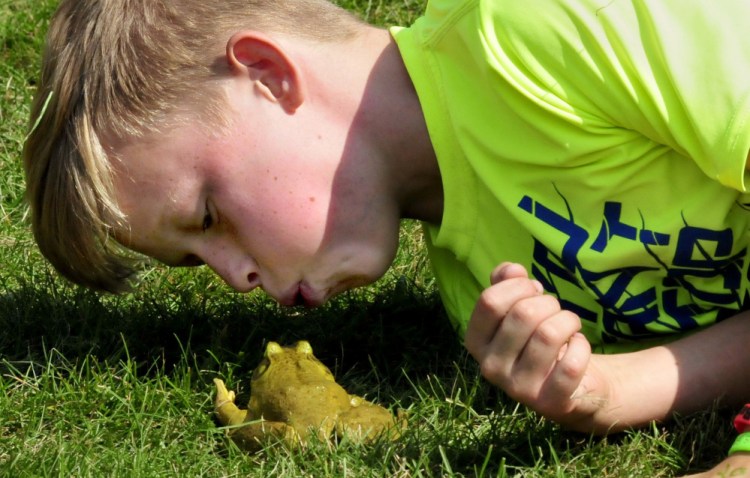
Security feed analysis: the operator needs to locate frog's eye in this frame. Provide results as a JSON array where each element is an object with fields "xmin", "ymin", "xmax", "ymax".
[
  {"xmin": 252, "ymin": 358, "xmax": 270, "ymax": 379},
  {"xmin": 266, "ymin": 342, "xmax": 283, "ymax": 357},
  {"xmin": 295, "ymin": 341, "xmax": 313, "ymax": 355}
]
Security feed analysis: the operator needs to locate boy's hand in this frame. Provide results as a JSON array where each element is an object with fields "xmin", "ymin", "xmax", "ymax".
[{"xmin": 464, "ymin": 263, "xmax": 609, "ymax": 431}]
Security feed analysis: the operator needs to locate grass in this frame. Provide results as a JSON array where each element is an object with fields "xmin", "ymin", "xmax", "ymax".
[{"xmin": 0, "ymin": 0, "xmax": 735, "ymax": 476}]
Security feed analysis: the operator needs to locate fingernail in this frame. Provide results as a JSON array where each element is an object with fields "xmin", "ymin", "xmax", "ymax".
[{"xmin": 532, "ymin": 280, "xmax": 544, "ymax": 293}]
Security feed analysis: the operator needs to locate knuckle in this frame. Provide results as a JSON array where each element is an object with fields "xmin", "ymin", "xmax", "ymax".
[
  {"xmin": 476, "ymin": 288, "xmax": 501, "ymax": 312},
  {"xmin": 474, "ymin": 287, "xmax": 513, "ymax": 319},
  {"xmin": 478, "ymin": 356, "xmax": 507, "ymax": 384},
  {"xmin": 555, "ymin": 342, "xmax": 589, "ymax": 381},
  {"xmin": 557, "ymin": 356, "xmax": 586, "ymax": 380},
  {"xmin": 511, "ymin": 294, "xmax": 557, "ymax": 320},
  {"xmin": 479, "ymin": 278, "xmax": 542, "ymax": 308},
  {"xmin": 510, "ymin": 298, "xmax": 535, "ymax": 319},
  {"xmin": 560, "ymin": 310, "xmax": 583, "ymax": 328},
  {"xmin": 532, "ymin": 320, "xmax": 566, "ymax": 347}
]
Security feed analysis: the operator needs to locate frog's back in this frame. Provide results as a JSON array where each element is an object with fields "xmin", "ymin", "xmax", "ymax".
[{"xmin": 249, "ymin": 341, "xmax": 352, "ymax": 425}]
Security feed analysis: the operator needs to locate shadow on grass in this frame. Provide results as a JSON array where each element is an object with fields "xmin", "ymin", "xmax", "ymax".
[
  {"xmin": 0, "ymin": 265, "xmax": 593, "ymax": 475},
  {"xmin": 0, "ymin": 267, "xmax": 460, "ymax": 371},
  {"xmin": 0, "ymin": 264, "xmax": 701, "ymax": 476}
]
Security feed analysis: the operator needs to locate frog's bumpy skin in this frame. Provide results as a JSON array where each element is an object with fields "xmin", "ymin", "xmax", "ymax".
[{"xmin": 213, "ymin": 341, "xmax": 403, "ymax": 452}]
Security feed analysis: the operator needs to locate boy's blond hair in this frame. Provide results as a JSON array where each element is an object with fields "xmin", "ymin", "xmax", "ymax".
[{"xmin": 23, "ymin": 0, "xmax": 361, "ymax": 292}]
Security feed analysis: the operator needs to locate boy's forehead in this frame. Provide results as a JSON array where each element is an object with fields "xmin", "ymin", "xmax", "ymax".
[{"xmin": 106, "ymin": 122, "xmax": 206, "ymax": 184}]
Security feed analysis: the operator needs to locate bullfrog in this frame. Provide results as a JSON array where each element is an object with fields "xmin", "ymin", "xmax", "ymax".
[{"xmin": 213, "ymin": 340, "xmax": 402, "ymax": 452}]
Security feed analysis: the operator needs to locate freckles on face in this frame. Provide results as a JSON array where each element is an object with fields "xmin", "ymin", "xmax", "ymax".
[
  {"xmin": 215, "ymin": 162, "xmax": 331, "ymax": 261},
  {"xmin": 105, "ymin": 76, "xmax": 402, "ymax": 303}
]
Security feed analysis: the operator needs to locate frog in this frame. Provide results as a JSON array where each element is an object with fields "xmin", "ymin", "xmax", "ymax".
[{"xmin": 213, "ymin": 340, "xmax": 402, "ymax": 452}]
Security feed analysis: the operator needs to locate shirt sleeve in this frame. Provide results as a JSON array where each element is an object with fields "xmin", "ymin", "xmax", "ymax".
[{"xmin": 489, "ymin": 0, "xmax": 750, "ymax": 191}]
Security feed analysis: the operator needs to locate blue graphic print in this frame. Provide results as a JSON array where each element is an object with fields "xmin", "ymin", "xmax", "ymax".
[{"xmin": 518, "ymin": 194, "xmax": 746, "ymax": 342}]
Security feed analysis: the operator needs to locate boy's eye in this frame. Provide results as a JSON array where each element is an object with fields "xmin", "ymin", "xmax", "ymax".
[{"xmin": 202, "ymin": 202, "xmax": 213, "ymax": 232}]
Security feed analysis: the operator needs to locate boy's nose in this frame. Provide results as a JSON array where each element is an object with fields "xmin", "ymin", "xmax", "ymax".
[
  {"xmin": 225, "ymin": 266, "xmax": 262, "ymax": 293},
  {"xmin": 245, "ymin": 272, "xmax": 261, "ymax": 291},
  {"xmin": 220, "ymin": 267, "xmax": 262, "ymax": 293},
  {"xmin": 205, "ymin": 254, "xmax": 261, "ymax": 293}
]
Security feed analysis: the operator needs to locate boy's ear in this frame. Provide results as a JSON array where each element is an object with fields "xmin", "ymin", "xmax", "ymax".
[{"xmin": 225, "ymin": 31, "xmax": 304, "ymax": 114}]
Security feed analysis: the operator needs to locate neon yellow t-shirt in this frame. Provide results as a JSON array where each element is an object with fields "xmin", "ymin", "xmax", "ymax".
[{"xmin": 391, "ymin": 0, "xmax": 750, "ymax": 352}]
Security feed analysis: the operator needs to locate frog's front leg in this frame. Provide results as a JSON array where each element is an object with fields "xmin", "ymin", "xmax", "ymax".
[
  {"xmin": 214, "ymin": 378, "xmax": 248, "ymax": 426},
  {"xmin": 213, "ymin": 378, "xmax": 300, "ymax": 451}
]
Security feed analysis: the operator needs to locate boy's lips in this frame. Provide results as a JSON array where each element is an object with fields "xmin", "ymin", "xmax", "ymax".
[{"xmin": 279, "ymin": 282, "xmax": 326, "ymax": 308}]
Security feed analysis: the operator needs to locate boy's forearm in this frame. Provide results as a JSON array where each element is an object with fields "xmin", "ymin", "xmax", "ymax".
[
  {"xmin": 555, "ymin": 345, "xmax": 679, "ymax": 434},
  {"xmin": 584, "ymin": 311, "xmax": 750, "ymax": 433},
  {"xmin": 680, "ymin": 453, "xmax": 750, "ymax": 477}
]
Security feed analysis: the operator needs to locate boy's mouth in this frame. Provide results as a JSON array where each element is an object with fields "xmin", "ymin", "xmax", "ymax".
[
  {"xmin": 281, "ymin": 283, "xmax": 324, "ymax": 308},
  {"xmin": 293, "ymin": 289, "xmax": 306, "ymax": 307}
]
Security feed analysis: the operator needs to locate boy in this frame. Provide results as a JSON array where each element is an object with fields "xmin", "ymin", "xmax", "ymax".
[{"xmin": 22, "ymin": 0, "xmax": 750, "ymax": 466}]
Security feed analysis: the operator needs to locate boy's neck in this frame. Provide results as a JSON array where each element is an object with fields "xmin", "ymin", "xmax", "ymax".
[
  {"xmin": 350, "ymin": 27, "xmax": 444, "ymax": 225},
  {"xmin": 281, "ymin": 24, "xmax": 443, "ymax": 225}
]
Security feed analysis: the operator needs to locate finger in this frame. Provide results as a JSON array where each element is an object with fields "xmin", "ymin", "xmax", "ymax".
[
  {"xmin": 490, "ymin": 263, "xmax": 545, "ymax": 297},
  {"xmin": 490, "ymin": 262, "xmax": 529, "ymax": 285},
  {"xmin": 512, "ymin": 309, "xmax": 582, "ymax": 386},
  {"xmin": 471, "ymin": 294, "xmax": 560, "ymax": 389},
  {"xmin": 488, "ymin": 294, "xmax": 563, "ymax": 369},
  {"xmin": 465, "ymin": 278, "xmax": 544, "ymax": 358},
  {"xmin": 540, "ymin": 332, "xmax": 591, "ymax": 406}
]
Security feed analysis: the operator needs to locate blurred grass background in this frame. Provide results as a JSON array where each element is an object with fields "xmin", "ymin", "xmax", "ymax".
[{"xmin": 0, "ymin": 0, "xmax": 734, "ymax": 476}]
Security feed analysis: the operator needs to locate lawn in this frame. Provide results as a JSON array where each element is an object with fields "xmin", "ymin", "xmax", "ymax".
[{"xmin": 0, "ymin": 0, "xmax": 734, "ymax": 476}]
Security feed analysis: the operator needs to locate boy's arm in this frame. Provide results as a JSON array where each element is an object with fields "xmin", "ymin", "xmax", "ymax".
[
  {"xmin": 465, "ymin": 263, "xmax": 750, "ymax": 434},
  {"xmin": 680, "ymin": 454, "xmax": 750, "ymax": 478}
]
